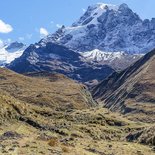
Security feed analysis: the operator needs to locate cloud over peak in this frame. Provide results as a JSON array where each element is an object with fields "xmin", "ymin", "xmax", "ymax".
[
  {"xmin": 40, "ymin": 27, "xmax": 48, "ymax": 37},
  {"xmin": 0, "ymin": 20, "xmax": 13, "ymax": 33}
]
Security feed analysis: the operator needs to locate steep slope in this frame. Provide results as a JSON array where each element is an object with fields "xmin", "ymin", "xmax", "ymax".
[
  {"xmin": 0, "ymin": 41, "xmax": 26, "ymax": 66},
  {"xmin": 8, "ymin": 42, "xmax": 114, "ymax": 84},
  {"xmin": 0, "ymin": 91, "xmax": 23, "ymax": 124},
  {"xmin": 92, "ymin": 49, "xmax": 155, "ymax": 123}
]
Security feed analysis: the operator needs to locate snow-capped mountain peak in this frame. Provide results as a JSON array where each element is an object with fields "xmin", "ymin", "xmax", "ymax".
[
  {"xmin": 72, "ymin": 3, "xmax": 119, "ymax": 27},
  {"xmin": 39, "ymin": 2, "xmax": 151, "ymax": 54},
  {"xmin": 94, "ymin": 3, "xmax": 119, "ymax": 10},
  {"xmin": 6, "ymin": 41, "xmax": 25, "ymax": 52},
  {"xmin": 119, "ymin": 3, "xmax": 129, "ymax": 9},
  {"xmin": 0, "ymin": 41, "xmax": 27, "ymax": 66}
]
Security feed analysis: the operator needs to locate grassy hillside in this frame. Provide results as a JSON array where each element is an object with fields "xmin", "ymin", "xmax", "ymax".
[
  {"xmin": 0, "ymin": 68, "xmax": 154, "ymax": 154},
  {"xmin": 0, "ymin": 68, "xmax": 95, "ymax": 110},
  {"xmin": 0, "ymin": 106, "xmax": 154, "ymax": 155}
]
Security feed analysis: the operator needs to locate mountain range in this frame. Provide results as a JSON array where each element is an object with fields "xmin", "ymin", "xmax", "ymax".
[
  {"xmin": 7, "ymin": 3, "xmax": 155, "ymax": 84},
  {"xmin": 36, "ymin": 3, "xmax": 155, "ymax": 68},
  {"xmin": 43, "ymin": 3, "xmax": 155, "ymax": 54}
]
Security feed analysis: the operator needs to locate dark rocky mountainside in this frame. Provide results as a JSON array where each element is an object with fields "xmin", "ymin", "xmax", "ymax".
[{"xmin": 8, "ymin": 42, "xmax": 114, "ymax": 84}]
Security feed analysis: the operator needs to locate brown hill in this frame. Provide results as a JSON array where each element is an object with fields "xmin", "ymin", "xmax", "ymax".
[
  {"xmin": 0, "ymin": 68, "xmax": 95, "ymax": 110},
  {"xmin": 92, "ymin": 49, "xmax": 155, "ymax": 123}
]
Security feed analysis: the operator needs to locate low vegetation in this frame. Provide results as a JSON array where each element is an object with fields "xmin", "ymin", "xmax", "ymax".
[{"xmin": 0, "ymin": 68, "xmax": 154, "ymax": 154}]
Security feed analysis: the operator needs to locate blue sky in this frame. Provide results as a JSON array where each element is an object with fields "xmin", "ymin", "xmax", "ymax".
[{"xmin": 0, "ymin": 0, "xmax": 154, "ymax": 45}]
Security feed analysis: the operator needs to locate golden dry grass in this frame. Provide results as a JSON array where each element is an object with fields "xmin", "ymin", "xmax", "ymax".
[
  {"xmin": 0, "ymin": 68, "xmax": 95, "ymax": 110},
  {"xmin": 0, "ymin": 68, "xmax": 154, "ymax": 154}
]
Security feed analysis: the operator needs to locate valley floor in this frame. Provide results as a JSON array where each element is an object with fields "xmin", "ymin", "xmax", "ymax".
[{"xmin": 0, "ymin": 107, "xmax": 155, "ymax": 155}]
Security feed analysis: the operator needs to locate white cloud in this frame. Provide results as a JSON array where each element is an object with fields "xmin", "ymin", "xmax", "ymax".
[
  {"xmin": 0, "ymin": 20, "xmax": 13, "ymax": 33},
  {"xmin": 56, "ymin": 24, "xmax": 62, "ymax": 28},
  {"xmin": 40, "ymin": 27, "xmax": 48, "ymax": 37},
  {"xmin": 82, "ymin": 8, "xmax": 86, "ymax": 12}
]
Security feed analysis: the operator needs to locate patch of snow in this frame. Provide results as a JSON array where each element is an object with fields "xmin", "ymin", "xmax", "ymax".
[
  {"xmin": 80, "ymin": 49, "xmax": 125, "ymax": 62},
  {"xmin": 35, "ymin": 45, "xmax": 40, "ymax": 49}
]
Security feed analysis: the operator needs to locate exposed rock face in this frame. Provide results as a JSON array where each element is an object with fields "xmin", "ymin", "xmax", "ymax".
[{"xmin": 92, "ymin": 49, "xmax": 155, "ymax": 122}]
